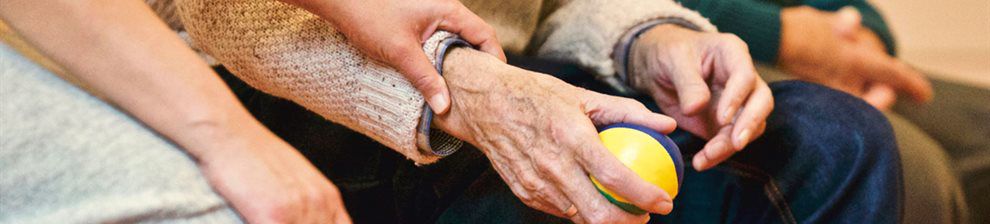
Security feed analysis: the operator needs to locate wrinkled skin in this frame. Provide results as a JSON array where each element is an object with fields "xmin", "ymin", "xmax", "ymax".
[
  {"xmin": 629, "ymin": 24, "xmax": 773, "ymax": 171},
  {"xmin": 436, "ymin": 48, "xmax": 678, "ymax": 223}
]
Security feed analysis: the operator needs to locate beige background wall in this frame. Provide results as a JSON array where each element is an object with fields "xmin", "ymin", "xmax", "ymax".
[{"xmin": 872, "ymin": 0, "xmax": 990, "ymax": 88}]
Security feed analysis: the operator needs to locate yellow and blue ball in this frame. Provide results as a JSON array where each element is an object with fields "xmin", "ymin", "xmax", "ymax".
[{"xmin": 592, "ymin": 123, "xmax": 684, "ymax": 214}]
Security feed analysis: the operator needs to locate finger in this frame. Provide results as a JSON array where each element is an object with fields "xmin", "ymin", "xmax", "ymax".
[
  {"xmin": 861, "ymin": 83, "xmax": 897, "ymax": 110},
  {"xmin": 529, "ymin": 176, "xmax": 578, "ymax": 218},
  {"xmin": 730, "ymin": 80, "xmax": 773, "ymax": 150},
  {"xmin": 712, "ymin": 36, "xmax": 758, "ymax": 125},
  {"xmin": 559, "ymin": 154, "xmax": 650, "ymax": 223},
  {"xmin": 585, "ymin": 95, "xmax": 678, "ymax": 134},
  {"xmin": 852, "ymin": 51, "xmax": 932, "ymax": 102},
  {"xmin": 487, "ymin": 143, "xmax": 571, "ymax": 218},
  {"xmin": 692, "ymin": 125, "xmax": 735, "ymax": 171},
  {"xmin": 518, "ymin": 161, "xmax": 572, "ymax": 218},
  {"xmin": 832, "ymin": 6, "xmax": 862, "ymax": 39},
  {"xmin": 667, "ymin": 50, "xmax": 712, "ymax": 115},
  {"xmin": 438, "ymin": 5, "xmax": 507, "ymax": 61},
  {"xmin": 538, "ymin": 186, "xmax": 574, "ymax": 218},
  {"xmin": 570, "ymin": 123, "xmax": 674, "ymax": 215},
  {"xmin": 389, "ymin": 42, "xmax": 452, "ymax": 114}
]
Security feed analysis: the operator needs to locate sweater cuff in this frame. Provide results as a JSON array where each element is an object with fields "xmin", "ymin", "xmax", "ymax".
[
  {"xmin": 611, "ymin": 18, "xmax": 705, "ymax": 96},
  {"xmin": 704, "ymin": 0, "xmax": 783, "ymax": 63},
  {"xmin": 416, "ymin": 37, "xmax": 469, "ymax": 160},
  {"xmin": 532, "ymin": 0, "xmax": 716, "ymax": 80}
]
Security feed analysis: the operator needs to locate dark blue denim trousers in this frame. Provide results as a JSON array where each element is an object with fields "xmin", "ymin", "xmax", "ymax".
[{"xmin": 215, "ymin": 55, "xmax": 903, "ymax": 223}]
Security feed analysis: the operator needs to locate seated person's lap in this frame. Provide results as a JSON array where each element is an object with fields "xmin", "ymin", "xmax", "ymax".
[
  {"xmin": 215, "ymin": 54, "xmax": 902, "ymax": 223},
  {"xmin": 0, "ymin": 44, "xmax": 241, "ymax": 223}
]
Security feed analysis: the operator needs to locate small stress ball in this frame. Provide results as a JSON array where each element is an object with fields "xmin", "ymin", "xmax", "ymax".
[{"xmin": 591, "ymin": 123, "xmax": 684, "ymax": 214}]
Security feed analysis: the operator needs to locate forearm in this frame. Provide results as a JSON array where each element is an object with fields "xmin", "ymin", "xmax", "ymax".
[
  {"xmin": 176, "ymin": 0, "xmax": 472, "ymax": 164},
  {"xmin": 0, "ymin": 0, "xmax": 267, "ymax": 158}
]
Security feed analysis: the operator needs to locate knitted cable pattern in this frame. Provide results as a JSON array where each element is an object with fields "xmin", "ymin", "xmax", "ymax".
[{"xmin": 175, "ymin": 0, "xmax": 460, "ymax": 164}]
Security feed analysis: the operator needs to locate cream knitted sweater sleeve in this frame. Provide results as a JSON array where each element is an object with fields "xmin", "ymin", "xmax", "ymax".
[
  {"xmin": 175, "ymin": 0, "xmax": 461, "ymax": 164},
  {"xmin": 530, "ymin": 0, "xmax": 717, "ymax": 79}
]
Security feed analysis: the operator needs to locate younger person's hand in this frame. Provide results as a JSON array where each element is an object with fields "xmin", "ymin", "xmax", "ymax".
[
  {"xmin": 628, "ymin": 24, "xmax": 773, "ymax": 171},
  {"xmin": 193, "ymin": 123, "xmax": 352, "ymax": 224},
  {"xmin": 284, "ymin": 0, "xmax": 506, "ymax": 114},
  {"xmin": 778, "ymin": 6, "xmax": 932, "ymax": 109}
]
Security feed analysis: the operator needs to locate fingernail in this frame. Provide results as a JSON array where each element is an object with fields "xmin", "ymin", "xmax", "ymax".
[
  {"xmin": 650, "ymin": 192, "xmax": 673, "ymax": 213},
  {"xmin": 429, "ymin": 93, "xmax": 449, "ymax": 114},
  {"xmin": 658, "ymin": 201, "xmax": 674, "ymax": 214},
  {"xmin": 721, "ymin": 106, "xmax": 736, "ymax": 124},
  {"xmin": 692, "ymin": 153, "xmax": 707, "ymax": 171},
  {"xmin": 735, "ymin": 129, "xmax": 752, "ymax": 149}
]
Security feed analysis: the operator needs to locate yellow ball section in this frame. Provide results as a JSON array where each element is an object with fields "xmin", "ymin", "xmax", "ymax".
[{"xmin": 592, "ymin": 127, "xmax": 680, "ymax": 205}]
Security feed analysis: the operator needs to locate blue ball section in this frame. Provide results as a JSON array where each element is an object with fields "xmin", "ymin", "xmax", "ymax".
[{"xmin": 600, "ymin": 123, "xmax": 685, "ymax": 187}]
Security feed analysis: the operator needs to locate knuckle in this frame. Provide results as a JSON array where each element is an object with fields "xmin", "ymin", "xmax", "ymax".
[
  {"xmin": 482, "ymin": 25, "xmax": 498, "ymax": 37},
  {"xmin": 306, "ymin": 190, "xmax": 327, "ymax": 205},
  {"xmin": 516, "ymin": 191, "xmax": 535, "ymax": 203},
  {"xmin": 549, "ymin": 123, "xmax": 578, "ymax": 146},
  {"xmin": 720, "ymin": 34, "xmax": 750, "ymax": 50},
  {"xmin": 519, "ymin": 174, "xmax": 544, "ymax": 192},
  {"xmin": 533, "ymin": 152, "xmax": 565, "ymax": 174},
  {"xmin": 261, "ymin": 197, "xmax": 297, "ymax": 223}
]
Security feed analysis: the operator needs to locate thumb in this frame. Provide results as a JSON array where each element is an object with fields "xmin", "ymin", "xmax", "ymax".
[
  {"xmin": 833, "ymin": 6, "xmax": 862, "ymax": 38},
  {"xmin": 437, "ymin": 5, "xmax": 507, "ymax": 62},
  {"xmin": 390, "ymin": 43, "xmax": 452, "ymax": 114}
]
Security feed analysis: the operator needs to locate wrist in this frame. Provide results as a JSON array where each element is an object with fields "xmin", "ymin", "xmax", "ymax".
[
  {"xmin": 627, "ymin": 24, "xmax": 692, "ymax": 91},
  {"xmin": 441, "ymin": 47, "xmax": 512, "ymax": 95},
  {"xmin": 171, "ymin": 104, "xmax": 279, "ymax": 162},
  {"xmin": 434, "ymin": 47, "xmax": 532, "ymax": 144}
]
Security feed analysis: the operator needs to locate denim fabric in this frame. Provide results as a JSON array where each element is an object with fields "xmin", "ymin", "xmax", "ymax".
[
  {"xmin": 651, "ymin": 81, "xmax": 903, "ymax": 224},
  {"xmin": 215, "ymin": 54, "xmax": 902, "ymax": 223}
]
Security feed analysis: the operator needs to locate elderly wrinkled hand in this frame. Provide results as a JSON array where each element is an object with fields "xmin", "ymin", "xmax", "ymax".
[
  {"xmin": 628, "ymin": 24, "xmax": 773, "ymax": 171},
  {"xmin": 434, "ymin": 48, "xmax": 677, "ymax": 223},
  {"xmin": 283, "ymin": 0, "xmax": 506, "ymax": 114},
  {"xmin": 779, "ymin": 6, "xmax": 932, "ymax": 109}
]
